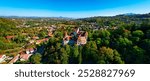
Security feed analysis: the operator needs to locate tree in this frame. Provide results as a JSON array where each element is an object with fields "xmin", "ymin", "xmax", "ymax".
[
  {"xmin": 132, "ymin": 30, "xmax": 144, "ymax": 38},
  {"xmin": 47, "ymin": 52, "xmax": 60, "ymax": 64},
  {"xmin": 65, "ymin": 44, "xmax": 71, "ymax": 56},
  {"xmin": 132, "ymin": 46, "xmax": 145, "ymax": 63},
  {"xmin": 96, "ymin": 38, "xmax": 101, "ymax": 45},
  {"xmin": 99, "ymin": 30, "xmax": 110, "ymax": 38},
  {"xmin": 60, "ymin": 48, "xmax": 68, "ymax": 64},
  {"xmin": 14, "ymin": 35, "xmax": 26, "ymax": 43},
  {"xmin": 113, "ymin": 50, "xmax": 124, "ymax": 64},
  {"xmin": 98, "ymin": 47, "xmax": 114, "ymax": 64},
  {"xmin": 123, "ymin": 29, "xmax": 131, "ymax": 38},
  {"xmin": 71, "ymin": 44, "xmax": 79, "ymax": 63},
  {"xmin": 98, "ymin": 47, "xmax": 123, "ymax": 64},
  {"xmin": 140, "ymin": 39, "xmax": 150, "ymax": 52},
  {"xmin": 55, "ymin": 43, "xmax": 61, "ymax": 51},
  {"xmin": 146, "ymin": 30, "xmax": 150, "ymax": 39},
  {"xmin": 102, "ymin": 39, "xmax": 110, "ymax": 46},
  {"xmin": 115, "ymin": 37, "xmax": 133, "ymax": 61},
  {"xmin": 30, "ymin": 53, "xmax": 42, "ymax": 64},
  {"xmin": 116, "ymin": 37, "xmax": 132, "ymax": 47},
  {"xmin": 39, "ymin": 31, "xmax": 46, "ymax": 38},
  {"xmin": 78, "ymin": 46, "xmax": 83, "ymax": 64}
]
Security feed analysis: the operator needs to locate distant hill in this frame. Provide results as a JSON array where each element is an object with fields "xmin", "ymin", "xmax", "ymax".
[
  {"xmin": 116, "ymin": 13, "xmax": 150, "ymax": 18},
  {"xmin": 1, "ymin": 13, "xmax": 150, "ymax": 19},
  {"xmin": 117, "ymin": 13, "xmax": 137, "ymax": 16},
  {"xmin": 0, "ymin": 16, "xmax": 74, "ymax": 20}
]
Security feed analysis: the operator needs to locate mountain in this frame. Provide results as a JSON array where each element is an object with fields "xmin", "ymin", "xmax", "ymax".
[
  {"xmin": 0, "ymin": 16, "xmax": 74, "ymax": 20},
  {"xmin": 119, "ymin": 13, "xmax": 137, "ymax": 16},
  {"xmin": 115, "ymin": 13, "xmax": 150, "ymax": 18}
]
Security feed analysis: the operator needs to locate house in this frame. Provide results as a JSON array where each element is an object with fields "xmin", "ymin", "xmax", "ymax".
[
  {"xmin": 26, "ymin": 49, "xmax": 30, "ymax": 54},
  {"xmin": 77, "ymin": 32, "xmax": 88, "ymax": 45},
  {"xmin": 36, "ymin": 38, "xmax": 49, "ymax": 44},
  {"xmin": 77, "ymin": 37, "xmax": 87, "ymax": 45},
  {"xmin": 26, "ymin": 48, "xmax": 35, "ymax": 54},
  {"xmin": 5, "ymin": 36, "xmax": 15, "ymax": 39},
  {"xmin": 20, "ymin": 54, "xmax": 32, "ymax": 61},
  {"xmin": 29, "ymin": 40, "xmax": 35, "ymax": 44},
  {"xmin": 48, "ymin": 32, "xmax": 53, "ymax": 37},
  {"xmin": 29, "ymin": 48, "xmax": 35, "ymax": 54},
  {"xmin": 63, "ymin": 32, "xmax": 71, "ymax": 45},
  {"xmin": 111, "ymin": 27, "xmax": 118, "ymax": 30},
  {"xmin": 36, "ymin": 40, "xmax": 43, "ymax": 45},
  {"xmin": 22, "ymin": 33, "xmax": 28, "ymax": 35},
  {"xmin": 63, "ymin": 28, "xmax": 88, "ymax": 45},
  {"xmin": 0, "ymin": 55, "xmax": 6, "ymax": 63},
  {"xmin": 32, "ymin": 36, "xmax": 39, "ymax": 40},
  {"xmin": 9, "ymin": 54, "xmax": 19, "ymax": 64}
]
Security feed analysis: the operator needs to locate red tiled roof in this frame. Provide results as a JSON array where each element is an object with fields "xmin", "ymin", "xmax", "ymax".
[
  {"xmin": 48, "ymin": 32, "xmax": 53, "ymax": 37},
  {"xmin": 19, "ymin": 51, "xmax": 26, "ymax": 55},
  {"xmin": 32, "ymin": 36, "xmax": 39, "ymax": 39},
  {"xmin": 9, "ymin": 55, "xmax": 19, "ymax": 64},
  {"xmin": 29, "ymin": 48, "xmax": 34, "ymax": 51},
  {"xmin": 36, "ymin": 38, "xmax": 49, "ymax": 44},
  {"xmin": 0, "ymin": 55, "xmax": 3, "ymax": 58},
  {"xmin": 26, "ymin": 48, "xmax": 34, "ymax": 52},
  {"xmin": 5, "ymin": 36, "xmax": 15, "ymax": 39},
  {"xmin": 20, "ymin": 54, "xmax": 32, "ymax": 60}
]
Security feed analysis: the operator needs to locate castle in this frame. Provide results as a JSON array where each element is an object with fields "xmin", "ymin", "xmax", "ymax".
[{"xmin": 63, "ymin": 27, "xmax": 88, "ymax": 45}]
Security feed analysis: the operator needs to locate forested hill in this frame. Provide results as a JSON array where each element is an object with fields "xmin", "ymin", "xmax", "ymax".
[
  {"xmin": 80, "ymin": 13, "xmax": 150, "ymax": 19},
  {"xmin": 117, "ymin": 13, "xmax": 150, "ymax": 18},
  {"xmin": 78, "ymin": 13, "xmax": 150, "ymax": 26}
]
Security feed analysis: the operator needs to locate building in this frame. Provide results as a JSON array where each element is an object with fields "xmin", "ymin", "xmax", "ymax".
[
  {"xmin": 48, "ymin": 32, "xmax": 53, "ymax": 37},
  {"xmin": 5, "ymin": 36, "xmax": 15, "ymax": 40},
  {"xmin": 63, "ymin": 28, "xmax": 88, "ymax": 45},
  {"xmin": 20, "ymin": 54, "xmax": 32, "ymax": 61},
  {"xmin": 32, "ymin": 36, "xmax": 39, "ymax": 40},
  {"xmin": 9, "ymin": 54, "xmax": 19, "ymax": 64},
  {"xmin": 29, "ymin": 40, "xmax": 35, "ymax": 44},
  {"xmin": 77, "ymin": 31, "xmax": 88, "ymax": 45},
  {"xmin": 0, "ymin": 55, "xmax": 6, "ymax": 63},
  {"xmin": 36, "ymin": 38, "xmax": 49, "ymax": 44},
  {"xmin": 26, "ymin": 48, "xmax": 35, "ymax": 54},
  {"xmin": 63, "ymin": 32, "xmax": 72, "ymax": 45},
  {"xmin": 77, "ymin": 37, "xmax": 87, "ymax": 45}
]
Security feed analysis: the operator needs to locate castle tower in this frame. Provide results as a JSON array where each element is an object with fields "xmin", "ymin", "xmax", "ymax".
[
  {"xmin": 76, "ymin": 28, "xmax": 79, "ymax": 34},
  {"xmin": 85, "ymin": 32, "xmax": 88, "ymax": 39},
  {"xmin": 64, "ymin": 31, "xmax": 68, "ymax": 38}
]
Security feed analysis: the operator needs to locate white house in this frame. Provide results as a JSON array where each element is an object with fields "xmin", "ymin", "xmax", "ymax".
[
  {"xmin": 26, "ymin": 49, "xmax": 30, "ymax": 54},
  {"xmin": 0, "ymin": 55, "xmax": 6, "ymax": 63},
  {"xmin": 26, "ymin": 48, "xmax": 35, "ymax": 54}
]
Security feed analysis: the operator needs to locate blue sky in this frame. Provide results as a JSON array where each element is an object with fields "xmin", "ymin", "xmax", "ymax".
[{"xmin": 0, "ymin": 0, "xmax": 150, "ymax": 18}]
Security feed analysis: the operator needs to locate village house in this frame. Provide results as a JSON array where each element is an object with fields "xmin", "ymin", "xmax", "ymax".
[
  {"xmin": 32, "ymin": 36, "xmax": 39, "ymax": 40},
  {"xmin": 63, "ymin": 32, "xmax": 73, "ymax": 45},
  {"xmin": 25, "ymin": 48, "xmax": 36, "ymax": 54},
  {"xmin": 0, "ymin": 55, "xmax": 6, "ymax": 63},
  {"xmin": 22, "ymin": 33, "xmax": 28, "ymax": 35},
  {"xmin": 36, "ymin": 38, "xmax": 49, "ymax": 44},
  {"xmin": 5, "ymin": 36, "xmax": 15, "ymax": 40},
  {"xmin": 48, "ymin": 32, "xmax": 53, "ymax": 37},
  {"xmin": 29, "ymin": 40, "xmax": 35, "ymax": 44},
  {"xmin": 18, "ymin": 52, "xmax": 32, "ymax": 61},
  {"xmin": 20, "ymin": 54, "xmax": 32, "ymax": 61},
  {"xmin": 9, "ymin": 54, "xmax": 19, "ymax": 64}
]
